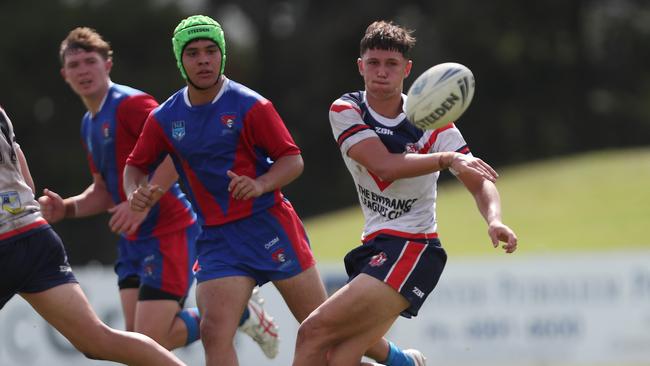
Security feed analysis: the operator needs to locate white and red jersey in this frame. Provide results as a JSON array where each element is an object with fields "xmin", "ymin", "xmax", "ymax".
[
  {"xmin": 0, "ymin": 107, "xmax": 47, "ymax": 241},
  {"xmin": 329, "ymin": 91, "xmax": 470, "ymax": 242}
]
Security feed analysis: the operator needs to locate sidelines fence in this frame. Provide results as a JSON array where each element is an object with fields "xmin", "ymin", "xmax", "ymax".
[{"xmin": 1, "ymin": 251, "xmax": 649, "ymax": 365}]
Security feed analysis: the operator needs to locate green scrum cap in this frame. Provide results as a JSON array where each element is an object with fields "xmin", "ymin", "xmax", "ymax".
[{"xmin": 172, "ymin": 15, "xmax": 226, "ymax": 80}]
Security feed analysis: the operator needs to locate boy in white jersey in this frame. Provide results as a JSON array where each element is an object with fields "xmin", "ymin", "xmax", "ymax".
[
  {"xmin": 293, "ymin": 21, "xmax": 518, "ymax": 366},
  {"xmin": 0, "ymin": 106, "xmax": 185, "ymax": 365}
]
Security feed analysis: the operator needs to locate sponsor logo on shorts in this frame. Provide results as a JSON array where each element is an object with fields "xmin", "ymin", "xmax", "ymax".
[
  {"xmin": 412, "ymin": 286, "xmax": 425, "ymax": 298},
  {"xmin": 264, "ymin": 236, "xmax": 280, "ymax": 250},
  {"xmin": 59, "ymin": 265, "xmax": 72, "ymax": 273},
  {"xmin": 369, "ymin": 252, "xmax": 387, "ymax": 267}
]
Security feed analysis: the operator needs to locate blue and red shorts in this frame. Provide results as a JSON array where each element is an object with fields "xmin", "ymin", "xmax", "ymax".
[
  {"xmin": 344, "ymin": 233, "xmax": 447, "ymax": 318},
  {"xmin": 0, "ymin": 226, "xmax": 78, "ymax": 309},
  {"xmin": 115, "ymin": 222, "xmax": 199, "ymax": 302},
  {"xmin": 194, "ymin": 200, "xmax": 316, "ymax": 285}
]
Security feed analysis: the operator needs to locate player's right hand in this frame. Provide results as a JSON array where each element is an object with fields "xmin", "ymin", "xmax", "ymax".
[
  {"xmin": 450, "ymin": 154, "xmax": 498, "ymax": 183},
  {"xmin": 128, "ymin": 184, "xmax": 163, "ymax": 212},
  {"xmin": 38, "ymin": 188, "xmax": 66, "ymax": 223}
]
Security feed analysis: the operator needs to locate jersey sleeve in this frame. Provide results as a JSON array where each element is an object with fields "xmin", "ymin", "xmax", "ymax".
[
  {"xmin": 126, "ymin": 113, "xmax": 171, "ymax": 174},
  {"xmin": 115, "ymin": 94, "xmax": 159, "ymax": 139},
  {"xmin": 430, "ymin": 123, "xmax": 471, "ymax": 155},
  {"xmin": 245, "ymin": 99, "xmax": 301, "ymax": 160},
  {"xmin": 329, "ymin": 97, "xmax": 377, "ymax": 156}
]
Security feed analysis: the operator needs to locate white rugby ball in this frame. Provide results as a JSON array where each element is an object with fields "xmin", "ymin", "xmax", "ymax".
[{"xmin": 405, "ymin": 62, "xmax": 475, "ymax": 130}]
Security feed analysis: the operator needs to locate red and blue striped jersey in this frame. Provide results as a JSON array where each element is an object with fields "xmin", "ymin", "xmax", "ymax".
[
  {"xmin": 126, "ymin": 78, "xmax": 301, "ymax": 227},
  {"xmin": 81, "ymin": 83, "xmax": 196, "ymax": 240}
]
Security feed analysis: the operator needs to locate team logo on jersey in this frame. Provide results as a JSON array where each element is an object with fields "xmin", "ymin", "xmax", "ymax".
[
  {"xmin": 369, "ymin": 252, "xmax": 388, "ymax": 267},
  {"xmin": 1, "ymin": 191, "xmax": 23, "ymax": 214},
  {"xmin": 220, "ymin": 114, "xmax": 236, "ymax": 129},
  {"xmin": 172, "ymin": 120, "xmax": 186, "ymax": 141},
  {"xmin": 405, "ymin": 143, "xmax": 418, "ymax": 153},
  {"xmin": 102, "ymin": 122, "xmax": 110, "ymax": 138}
]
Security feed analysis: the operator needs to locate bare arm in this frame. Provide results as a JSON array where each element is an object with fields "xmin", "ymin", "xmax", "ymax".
[
  {"xmin": 347, "ymin": 137, "xmax": 497, "ymax": 182},
  {"xmin": 228, "ymin": 154, "xmax": 303, "ymax": 200},
  {"xmin": 16, "ymin": 146, "xmax": 35, "ymax": 193},
  {"xmin": 39, "ymin": 173, "xmax": 113, "ymax": 222},
  {"xmin": 457, "ymin": 170, "xmax": 518, "ymax": 253}
]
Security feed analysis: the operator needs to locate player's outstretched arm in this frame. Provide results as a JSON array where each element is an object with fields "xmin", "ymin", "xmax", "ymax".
[
  {"xmin": 347, "ymin": 137, "xmax": 498, "ymax": 182},
  {"xmin": 39, "ymin": 174, "xmax": 113, "ymax": 223},
  {"xmin": 457, "ymin": 170, "xmax": 518, "ymax": 253}
]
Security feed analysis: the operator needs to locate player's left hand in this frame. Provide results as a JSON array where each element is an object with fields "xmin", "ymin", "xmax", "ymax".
[
  {"xmin": 488, "ymin": 220, "xmax": 518, "ymax": 253},
  {"xmin": 227, "ymin": 170, "xmax": 264, "ymax": 200},
  {"xmin": 107, "ymin": 201, "xmax": 148, "ymax": 235}
]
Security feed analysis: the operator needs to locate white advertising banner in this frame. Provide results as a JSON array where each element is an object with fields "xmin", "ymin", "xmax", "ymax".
[{"xmin": 1, "ymin": 251, "xmax": 649, "ymax": 365}]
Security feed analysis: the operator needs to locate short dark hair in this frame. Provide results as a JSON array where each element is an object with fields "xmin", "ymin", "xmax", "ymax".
[
  {"xmin": 360, "ymin": 20, "xmax": 416, "ymax": 58},
  {"xmin": 59, "ymin": 27, "xmax": 113, "ymax": 64}
]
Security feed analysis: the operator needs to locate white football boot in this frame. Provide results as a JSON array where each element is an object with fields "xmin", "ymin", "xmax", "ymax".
[
  {"xmin": 238, "ymin": 287, "xmax": 279, "ymax": 359},
  {"xmin": 403, "ymin": 349, "xmax": 426, "ymax": 366}
]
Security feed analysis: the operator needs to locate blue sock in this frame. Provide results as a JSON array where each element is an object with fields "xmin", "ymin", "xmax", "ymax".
[
  {"xmin": 177, "ymin": 307, "xmax": 201, "ymax": 345},
  {"xmin": 384, "ymin": 341, "xmax": 415, "ymax": 366},
  {"xmin": 238, "ymin": 306, "xmax": 250, "ymax": 326}
]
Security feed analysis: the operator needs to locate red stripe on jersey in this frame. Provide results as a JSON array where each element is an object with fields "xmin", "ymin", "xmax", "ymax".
[
  {"xmin": 385, "ymin": 241, "xmax": 426, "ymax": 292},
  {"xmin": 337, "ymin": 124, "xmax": 370, "ymax": 146},
  {"xmin": 368, "ymin": 170, "xmax": 393, "ymax": 191},
  {"xmin": 0, "ymin": 218, "xmax": 48, "ymax": 241},
  {"xmin": 457, "ymin": 146, "xmax": 470, "ymax": 154},
  {"xmin": 330, "ymin": 103, "xmax": 362, "ymax": 115},
  {"xmin": 180, "ymin": 158, "xmax": 225, "ymax": 225},
  {"xmin": 82, "ymin": 139, "xmax": 99, "ymax": 174},
  {"xmin": 269, "ymin": 200, "xmax": 315, "ymax": 270},
  {"xmin": 362, "ymin": 229, "xmax": 438, "ymax": 243},
  {"xmin": 417, "ymin": 123, "xmax": 455, "ymax": 154},
  {"xmin": 152, "ymin": 192, "xmax": 195, "ymax": 237}
]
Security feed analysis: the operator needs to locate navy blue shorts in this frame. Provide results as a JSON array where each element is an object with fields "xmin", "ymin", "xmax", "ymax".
[
  {"xmin": 344, "ymin": 234, "xmax": 447, "ymax": 318},
  {"xmin": 0, "ymin": 227, "xmax": 78, "ymax": 309}
]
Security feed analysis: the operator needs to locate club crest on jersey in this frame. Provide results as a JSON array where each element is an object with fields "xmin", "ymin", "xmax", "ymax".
[
  {"xmin": 220, "ymin": 114, "xmax": 236, "ymax": 129},
  {"xmin": 102, "ymin": 122, "xmax": 110, "ymax": 138},
  {"xmin": 1, "ymin": 191, "xmax": 23, "ymax": 214},
  {"xmin": 369, "ymin": 252, "xmax": 388, "ymax": 267},
  {"xmin": 172, "ymin": 120, "xmax": 186, "ymax": 141},
  {"xmin": 405, "ymin": 143, "xmax": 418, "ymax": 153}
]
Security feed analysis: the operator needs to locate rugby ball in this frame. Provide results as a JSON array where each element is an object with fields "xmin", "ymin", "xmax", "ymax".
[{"xmin": 405, "ymin": 62, "xmax": 475, "ymax": 130}]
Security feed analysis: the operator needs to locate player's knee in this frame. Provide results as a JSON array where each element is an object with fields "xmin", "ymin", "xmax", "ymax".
[
  {"xmin": 296, "ymin": 315, "xmax": 333, "ymax": 347},
  {"xmin": 200, "ymin": 316, "xmax": 235, "ymax": 346}
]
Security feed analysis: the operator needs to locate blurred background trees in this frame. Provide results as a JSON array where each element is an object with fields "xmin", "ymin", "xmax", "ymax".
[{"xmin": 1, "ymin": 0, "xmax": 648, "ymax": 264}]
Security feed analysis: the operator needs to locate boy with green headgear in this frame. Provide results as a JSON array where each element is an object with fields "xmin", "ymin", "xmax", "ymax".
[{"xmin": 124, "ymin": 13, "xmax": 330, "ymax": 364}]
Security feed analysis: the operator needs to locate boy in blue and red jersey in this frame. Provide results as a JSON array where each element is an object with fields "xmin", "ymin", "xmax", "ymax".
[
  {"xmin": 39, "ymin": 27, "xmax": 279, "ymax": 358},
  {"xmin": 124, "ymin": 15, "xmax": 329, "ymax": 365},
  {"xmin": 0, "ymin": 105, "xmax": 185, "ymax": 365}
]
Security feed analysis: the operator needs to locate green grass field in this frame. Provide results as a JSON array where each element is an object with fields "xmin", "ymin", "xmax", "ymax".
[{"xmin": 305, "ymin": 147, "xmax": 650, "ymax": 261}]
